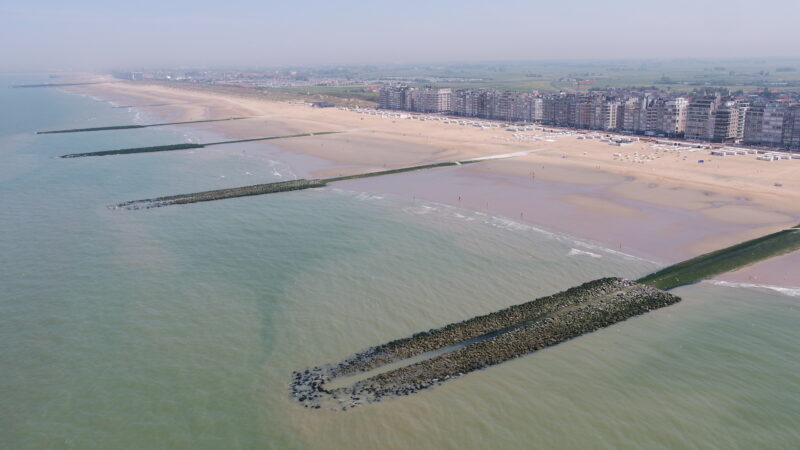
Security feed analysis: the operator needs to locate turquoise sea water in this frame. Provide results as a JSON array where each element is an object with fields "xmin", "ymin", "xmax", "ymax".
[{"xmin": 1, "ymin": 75, "xmax": 798, "ymax": 449}]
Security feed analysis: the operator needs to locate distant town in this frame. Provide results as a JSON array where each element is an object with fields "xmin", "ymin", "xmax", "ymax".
[
  {"xmin": 113, "ymin": 61, "xmax": 800, "ymax": 151},
  {"xmin": 113, "ymin": 69, "xmax": 480, "ymax": 89},
  {"xmin": 378, "ymin": 86, "xmax": 800, "ymax": 151}
]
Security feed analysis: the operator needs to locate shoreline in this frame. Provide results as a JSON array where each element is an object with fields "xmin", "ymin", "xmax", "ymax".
[{"xmin": 64, "ymin": 79, "xmax": 800, "ymax": 288}]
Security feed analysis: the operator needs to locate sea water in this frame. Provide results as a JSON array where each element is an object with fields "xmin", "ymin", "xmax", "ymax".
[{"xmin": 1, "ymin": 75, "xmax": 798, "ymax": 449}]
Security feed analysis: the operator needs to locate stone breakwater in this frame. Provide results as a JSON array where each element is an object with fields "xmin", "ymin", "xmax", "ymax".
[
  {"xmin": 60, "ymin": 132, "xmax": 338, "ymax": 158},
  {"xmin": 289, "ymin": 278, "xmax": 680, "ymax": 410},
  {"xmin": 38, "ymin": 117, "xmax": 247, "ymax": 134},
  {"xmin": 12, "ymin": 82, "xmax": 103, "ymax": 88},
  {"xmin": 62, "ymin": 143, "xmax": 205, "ymax": 158},
  {"xmin": 114, "ymin": 179, "xmax": 327, "ymax": 209},
  {"xmin": 113, "ymin": 161, "xmax": 473, "ymax": 210}
]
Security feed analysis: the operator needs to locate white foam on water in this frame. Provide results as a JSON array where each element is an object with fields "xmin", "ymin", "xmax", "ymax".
[
  {"xmin": 328, "ymin": 188, "xmax": 387, "ymax": 202},
  {"xmin": 487, "ymin": 215, "xmax": 553, "ymax": 235},
  {"xmin": 354, "ymin": 192, "xmax": 384, "ymax": 201},
  {"xmin": 462, "ymin": 150, "xmax": 533, "ymax": 162},
  {"xmin": 265, "ymin": 159, "xmax": 297, "ymax": 180},
  {"xmin": 568, "ymin": 248, "xmax": 602, "ymax": 258},
  {"xmin": 571, "ymin": 239, "xmax": 652, "ymax": 263},
  {"xmin": 322, "ymin": 189, "xmax": 657, "ymax": 266},
  {"xmin": 707, "ymin": 280, "xmax": 800, "ymax": 298},
  {"xmin": 479, "ymin": 214, "xmax": 652, "ymax": 263},
  {"xmin": 402, "ymin": 204, "xmax": 439, "ymax": 215}
]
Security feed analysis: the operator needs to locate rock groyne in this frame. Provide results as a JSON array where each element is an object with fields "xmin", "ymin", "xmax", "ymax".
[
  {"xmin": 114, "ymin": 179, "xmax": 327, "ymax": 209},
  {"xmin": 12, "ymin": 82, "xmax": 104, "ymax": 88},
  {"xmin": 112, "ymin": 160, "xmax": 473, "ymax": 209},
  {"xmin": 290, "ymin": 278, "xmax": 680, "ymax": 410},
  {"xmin": 38, "ymin": 117, "xmax": 248, "ymax": 134},
  {"xmin": 59, "ymin": 132, "xmax": 338, "ymax": 158},
  {"xmin": 62, "ymin": 143, "xmax": 205, "ymax": 158}
]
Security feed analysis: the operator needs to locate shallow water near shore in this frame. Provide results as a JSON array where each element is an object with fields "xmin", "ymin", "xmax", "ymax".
[{"xmin": 1, "ymin": 75, "xmax": 799, "ymax": 449}]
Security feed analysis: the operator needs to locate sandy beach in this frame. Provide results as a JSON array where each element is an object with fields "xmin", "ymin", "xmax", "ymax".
[{"xmin": 71, "ymin": 80, "xmax": 800, "ymax": 286}]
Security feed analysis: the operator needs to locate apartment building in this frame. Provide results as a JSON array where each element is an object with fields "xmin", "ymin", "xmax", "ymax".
[
  {"xmin": 712, "ymin": 102, "xmax": 740, "ymax": 143},
  {"xmin": 781, "ymin": 105, "xmax": 800, "ymax": 149},
  {"xmin": 417, "ymin": 87, "xmax": 452, "ymax": 113},
  {"xmin": 660, "ymin": 97, "xmax": 688, "ymax": 136},
  {"xmin": 620, "ymin": 96, "xmax": 648, "ymax": 133},
  {"xmin": 452, "ymin": 89, "xmax": 481, "ymax": 117},
  {"xmin": 378, "ymin": 85, "xmax": 408, "ymax": 110},
  {"xmin": 600, "ymin": 100, "xmax": 619, "ymax": 130},
  {"xmin": 685, "ymin": 95, "xmax": 721, "ymax": 141},
  {"xmin": 377, "ymin": 85, "xmax": 799, "ymax": 150}
]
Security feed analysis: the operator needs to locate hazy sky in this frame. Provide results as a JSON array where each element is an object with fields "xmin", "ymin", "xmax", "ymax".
[{"xmin": 2, "ymin": 0, "xmax": 800, "ymax": 70}]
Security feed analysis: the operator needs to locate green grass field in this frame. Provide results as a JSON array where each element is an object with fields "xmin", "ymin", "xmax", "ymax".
[{"xmin": 332, "ymin": 58, "xmax": 800, "ymax": 95}]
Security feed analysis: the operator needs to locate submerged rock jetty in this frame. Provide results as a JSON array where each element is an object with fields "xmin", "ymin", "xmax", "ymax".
[
  {"xmin": 60, "ymin": 132, "xmax": 338, "ymax": 158},
  {"xmin": 38, "ymin": 117, "xmax": 248, "ymax": 134},
  {"xmin": 113, "ymin": 160, "xmax": 477, "ymax": 209},
  {"xmin": 63, "ymin": 143, "xmax": 205, "ymax": 158},
  {"xmin": 12, "ymin": 82, "xmax": 104, "ymax": 88},
  {"xmin": 289, "ymin": 278, "xmax": 680, "ymax": 410},
  {"xmin": 114, "ymin": 179, "xmax": 327, "ymax": 209}
]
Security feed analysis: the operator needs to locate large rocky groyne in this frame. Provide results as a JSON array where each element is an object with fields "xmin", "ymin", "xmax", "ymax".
[{"xmin": 290, "ymin": 278, "xmax": 680, "ymax": 410}]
